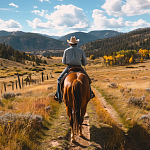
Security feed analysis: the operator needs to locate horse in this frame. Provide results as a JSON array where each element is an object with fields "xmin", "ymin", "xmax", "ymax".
[{"xmin": 62, "ymin": 69, "xmax": 90, "ymax": 142}]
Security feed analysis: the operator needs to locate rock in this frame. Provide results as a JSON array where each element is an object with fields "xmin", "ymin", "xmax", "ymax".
[
  {"xmin": 48, "ymin": 93, "xmax": 55, "ymax": 97},
  {"xmin": 15, "ymin": 92, "xmax": 21, "ymax": 96},
  {"xmin": 107, "ymin": 82, "xmax": 118, "ymax": 88},
  {"xmin": 120, "ymin": 88, "xmax": 124, "ymax": 93},
  {"xmin": 58, "ymin": 136, "xmax": 63, "ymax": 139},
  {"xmin": 47, "ymin": 86, "xmax": 53, "ymax": 90},
  {"xmin": 145, "ymin": 88, "xmax": 150, "ymax": 92},
  {"xmin": 125, "ymin": 89, "xmax": 131, "ymax": 93},
  {"xmin": 126, "ymin": 118, "xmax": 131, "ymax": 121},
  {"xmin": 45, "ymin": 105, "xmax": 51, "ymax": 111},
  {"xmin": 0, "ymin": 111, "xmax": 3, "ymax": 114}
]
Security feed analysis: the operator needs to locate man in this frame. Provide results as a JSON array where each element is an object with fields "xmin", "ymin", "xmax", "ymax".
[{"xmin": 54, "ymin": 36, "xmax": 95, "ymax": 103}]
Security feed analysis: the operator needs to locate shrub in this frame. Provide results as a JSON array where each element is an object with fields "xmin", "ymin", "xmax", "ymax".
[
  {"xmin": 128, "ymin": 96, "xmax": 143, "ymax": 107},
  {"xmin": 1, "ymin": 92, "xmax": 15, "ymax": 99},
  {"xmin": 90, "ymin": 55, "xmax": 95, "ymax": 60}
]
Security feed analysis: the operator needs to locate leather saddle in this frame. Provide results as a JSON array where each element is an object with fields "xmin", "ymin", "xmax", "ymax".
[{"xmin": 60, "ymin": 67, "xmax": 91, "ymax": 87}]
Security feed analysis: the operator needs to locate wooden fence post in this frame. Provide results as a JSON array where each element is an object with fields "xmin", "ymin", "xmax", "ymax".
[
  {"xmin": 17, "ymin": 73, "xmax": 21, "ymax": 89},
  {"xmin": 42, "ymin": 72, "xmax": 44, "ymax": 82},
  {"xmin": 12, "ymin": 82, "xmax": 14, "ymax": 90},
  {"xmin": 16, "ymin": 80, "xmax": 17, "ymax": 89},
  {"xmin": 22, "ymin": 78, "xmax": 23, "ymax": 87},
  {"xmin": 4, "ymin": 83, "xmax": 6, "ymax": 92}
]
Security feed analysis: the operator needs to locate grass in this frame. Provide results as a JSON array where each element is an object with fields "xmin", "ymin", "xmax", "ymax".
[
  {"xmin": 0, "ymin": 79, "xmax": 61, "ymax": 150},
  {"xmin": 1, "ymin": 57, "xmax": 150, "ymax": 149}
]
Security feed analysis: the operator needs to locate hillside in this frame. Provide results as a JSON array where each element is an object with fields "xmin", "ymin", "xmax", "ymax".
[
  {"xmin": 81, "ymin": 28, "xmax": 150, "ymax": 57},
  {"xmin": 0, "ymin": 30, "xmax": 123, "ymax": 53},
  {"xmin": 59, "ymin": 32, "xmax": 99, "ymax": 47},
  {"xmin": 59, "ymin": 30, "xmax": 123, "ymax": 47},
  {"xmin": 88, "ymin": 30, "xmax": 123, "ymax": 39},
  {"xmin": 0, "ymin": 30, "xmax": 25, "ymax": 37},
  {"xmin": 0, "ymin": 33, "xmax": 68, "ymax": 52}
]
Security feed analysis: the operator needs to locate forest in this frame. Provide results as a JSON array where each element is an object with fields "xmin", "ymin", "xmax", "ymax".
[{"xmin": 81, "ymin": 28, "xmax": 150, "ymax": 57}]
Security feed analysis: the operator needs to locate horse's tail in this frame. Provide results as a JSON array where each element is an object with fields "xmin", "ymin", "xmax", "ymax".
[{"xmin": 72, "ymin": 79, "xmax": 82, "ymax": 134}]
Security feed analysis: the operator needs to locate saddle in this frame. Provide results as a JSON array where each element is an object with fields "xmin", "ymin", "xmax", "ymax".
[{"xmin": 60, "ymin": 67, "xmax": 91, "ymax": 87}]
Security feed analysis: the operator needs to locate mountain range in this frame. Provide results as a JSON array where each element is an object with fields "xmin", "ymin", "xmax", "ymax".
[{"xmin": 0, "ymin": 30, "xmax": 123, "ymax": 52}]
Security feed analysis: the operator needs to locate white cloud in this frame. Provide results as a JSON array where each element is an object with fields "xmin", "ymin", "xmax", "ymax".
[
  {"xmin": 34, "ymin": 6, "xmax": 38, "ymax": 9},
  {"xmin": 102, "ymin": 0, "xmax": 150, "ymax": 17},
  {"xmin": 122, "ymin": 0, "xmax": 150, "ymax": 16},
  {"xmin": 0, "ymin": 19, "xmax": 22, "ymax": 31},
  {"xmin": 70, "ymin": 21, "xmax": 89, "ymax": 30},
  {"xmin": 9, "ymin": 3, "xmax": 18, "ymax": 8},
  {"xmin": 101, "ymin": 0, "xmax": 123, "ymax": 17},
  {"xmin": 39, "ymin": 0, "xmax": 51, "ymax": 3},
  {"xmin": 125, "ymin": 19, "xmax": 150, "ymax": 30},
  {"xmin": 31, "ymin": 9, "xmax": 48, "ymax": 17},
  {"xmin": 45, "ymin": 4, "xmax": 89, "ymax": 30},
  {"xmin": 91, "ymin": 9, "xmax": 125, "ymax": 30},
  {"xmin": 0, "ymin": 8, "xmax": 11, "ymax": 11},
  {"xmin": 29, "ymin": 4, "xmax": 89, "ymax": 31},
  {"xmin": 26, "ymin": 18, "xmax": 53, "ymax": 29}
]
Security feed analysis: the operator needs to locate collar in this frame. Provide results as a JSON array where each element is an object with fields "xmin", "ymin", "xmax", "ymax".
[{"xmin": 70, "ymin": 45, "xmax": 77, "ymax": 47}]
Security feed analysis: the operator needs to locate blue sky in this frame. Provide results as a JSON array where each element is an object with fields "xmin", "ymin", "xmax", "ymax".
[{"xmin": 0, "ymin": 0, "xmax": 150, "ymax": 36}]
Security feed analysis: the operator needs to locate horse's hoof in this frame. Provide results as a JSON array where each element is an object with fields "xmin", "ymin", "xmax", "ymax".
[{"xmin": 71, "ymin": 138, "xmax": 75, "ymax": 142}]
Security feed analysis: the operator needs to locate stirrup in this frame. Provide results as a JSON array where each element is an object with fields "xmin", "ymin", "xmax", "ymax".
[
  {"xmin": 91, "ymin": 91, "xmax": 95, "ymax": 99},
  {"xmin": 54, "ymin": 93, "xmax": 62, "ymax": 103}
]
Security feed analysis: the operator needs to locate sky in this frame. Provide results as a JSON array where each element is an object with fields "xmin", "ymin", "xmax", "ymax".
[{"xmin": 0, "ymin": 0, "xmax": 150, "ymax": 36}]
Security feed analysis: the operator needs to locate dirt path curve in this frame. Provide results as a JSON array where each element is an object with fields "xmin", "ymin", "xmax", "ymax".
[
  {"xmin": 92, "ymin": 87, "xmax": 127, "ymax": 131},
  {"xmin": 69, "ymin": 113, "xmax": 91, "ymax": 150}
]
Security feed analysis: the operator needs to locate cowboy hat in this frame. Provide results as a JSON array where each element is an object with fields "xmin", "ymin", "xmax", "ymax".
[{"xmin": 67, "ymin": 36, "xmax": 79, "ymax": 44}]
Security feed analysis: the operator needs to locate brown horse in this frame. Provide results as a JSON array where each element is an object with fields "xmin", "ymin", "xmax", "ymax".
[{"xmin": 62, "ymin": 71, "xmax": 90, "ymax": 142}]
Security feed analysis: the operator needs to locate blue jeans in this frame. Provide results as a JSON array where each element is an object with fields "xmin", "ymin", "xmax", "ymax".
[{"xmin": 56, "ymin": 66, "xmax": 92, "ymax": 99}]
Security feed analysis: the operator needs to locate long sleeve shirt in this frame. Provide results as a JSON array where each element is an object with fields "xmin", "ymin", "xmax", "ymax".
[{"xmin": 62, "ymin": 45, "xmax": 87, "ymax": 66}]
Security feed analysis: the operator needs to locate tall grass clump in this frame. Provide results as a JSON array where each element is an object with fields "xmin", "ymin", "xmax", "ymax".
[{"xmin": 0, "ymin": 86, "xmax": 60, "ymax": 150}]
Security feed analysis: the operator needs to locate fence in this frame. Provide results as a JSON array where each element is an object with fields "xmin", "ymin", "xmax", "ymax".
[{"xmin": 1, "ymin": 72, "xmax": 53, "ymax": 94}]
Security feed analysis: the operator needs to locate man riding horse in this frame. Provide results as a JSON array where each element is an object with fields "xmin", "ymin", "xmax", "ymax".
[{"xmin": 54, "ymin": 36, "xmax": 95, "ymax": 103}]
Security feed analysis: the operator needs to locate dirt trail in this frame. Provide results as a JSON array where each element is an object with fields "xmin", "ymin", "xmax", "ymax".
[
  {"xmin": 93, "ymin": 87, "xmax": 127, "ymax": 131},
  {"xmin": 69, "ymin": 113, "xmax": 91, "ymax": 149},
  {"xmin": 42, "ymin": 87, "xmax": 129, "ymax": 149}
]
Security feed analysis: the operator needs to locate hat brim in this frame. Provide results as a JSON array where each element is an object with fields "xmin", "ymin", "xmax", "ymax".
[{"xmin": 67, "ymin": 39, "xmax": 79, "ymax": 44}]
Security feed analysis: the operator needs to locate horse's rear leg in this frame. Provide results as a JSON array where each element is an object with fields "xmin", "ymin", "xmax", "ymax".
[
  {"xmin": 66, "ymin": 107, "xmax": 75, "ymax": 142},
  {"xmin": 79, "ymin": 106, "xmax": 87, "ymax": 137}
]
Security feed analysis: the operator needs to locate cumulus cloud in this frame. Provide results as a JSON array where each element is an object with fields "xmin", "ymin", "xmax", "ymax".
[
  {"xmin": 102, "ymin": 0, "xmax": 150, "ymax": 17},
  {"xmin": 91, "ymin": 9, "xmax": 125, "ymax": 30},
  {"xmin": 0, "ymin": 19, "xmax": 22, "ymax": 31},
  {"xmin": 26, "ymin": 18, "xmax": 53, "ymax": 29},
  {"xmin": 101, "ymin": 0, "xmax": 123, "ymax": 17},
  {"xmin": 31, "ymin": 9, "xmax": 48, "ymax": 17},
  {"xmin": 29, "ymin": 4, "xmax": 89, "ymax": 31},
  {"xmin": 45, "ymin": 4, "xmax": 89, "ymax": 30},
  {"xmin": 9, "ymin": 2, "xmax": 18, "ymax": 8},
  {"xmin": 34, "ymin": 6, "xmax": 38, "ymax": 9},
  {"xmin": 126, "ymin": 19, "xmax": 150, "ymax": 30}
]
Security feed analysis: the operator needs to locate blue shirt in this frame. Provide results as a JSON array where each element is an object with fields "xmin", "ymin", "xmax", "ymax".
[{"xmin": 62, "ymin": 45, "xmax": 87, "ymax": 66}]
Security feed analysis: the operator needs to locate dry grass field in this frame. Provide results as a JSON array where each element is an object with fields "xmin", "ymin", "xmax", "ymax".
[{"xmin": 0, "ymin": 57, "xmax": 150, "ymax": 149}]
